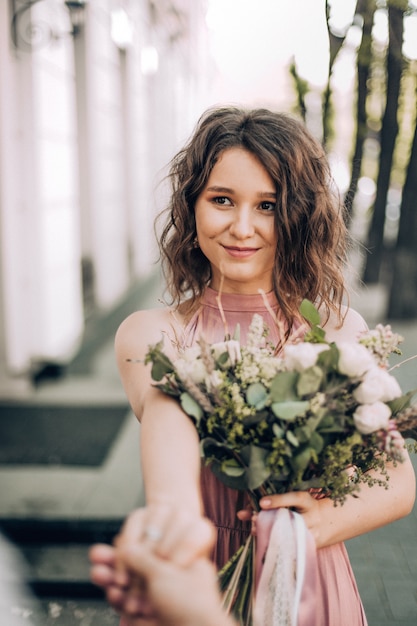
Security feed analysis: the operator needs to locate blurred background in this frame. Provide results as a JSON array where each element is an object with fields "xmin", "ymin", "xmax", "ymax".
[{"xmin": 1, "ymin": 0, "xmax": 417, "ymax": 624}]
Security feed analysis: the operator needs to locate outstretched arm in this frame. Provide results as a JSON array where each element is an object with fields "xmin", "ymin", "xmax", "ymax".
[{"xmin": 115, "ymin": 309, "xmax": 204, "ymax": 516}]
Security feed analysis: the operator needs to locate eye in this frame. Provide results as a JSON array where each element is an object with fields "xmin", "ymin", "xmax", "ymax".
[
  {"xmin": 259, "ymin": 201, "xmax": 276, "ymax": 212},
  {"xmin": 212, "ymin": 196, "xmax": 232, "ymax": 206}
]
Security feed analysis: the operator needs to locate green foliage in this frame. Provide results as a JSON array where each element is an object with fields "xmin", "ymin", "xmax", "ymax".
[
  {"xmin": 144, "ymin": 300, "xmax": 415, "ymax": 507},
  {"xmin": 180, "ymin": 392, "xmax": 203, "ymax": 423}
]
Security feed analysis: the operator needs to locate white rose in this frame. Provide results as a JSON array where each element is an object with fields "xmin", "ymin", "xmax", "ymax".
[
  {"xmin": 337, "ymin": 342, "xmax": 375, "ymax": 377},
  {"xmin": 353, "ymin": 367, "xmax": 402, "ymax": 404},
  {"xmin": 212, "ymin": 340, "xmax": 242, "ymax": 366},
  {"xmin": 353, "ymin": 401, "xmax": 392, "ymax": 434},
  {"xmin": 284, "ymin": 343, "xmax": 329, "ymax": 372},
  {"xmin": 181, "ymin": 345, "xmax": 201, "ymax": 362},
  {"xmin": 174, "ymin": 358, "xmax": 207, "ymax": 384}
]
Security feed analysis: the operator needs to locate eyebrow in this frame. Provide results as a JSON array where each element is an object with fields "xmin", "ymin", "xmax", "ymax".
[{"xmin": 206, "ymin": 186, "xmax": 277, "ymax": 198}]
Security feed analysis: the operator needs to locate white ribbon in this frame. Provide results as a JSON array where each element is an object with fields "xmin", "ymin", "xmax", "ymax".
[{"xmin": 253, "ymin": 509, "xmax": 312, "ymax": 626}]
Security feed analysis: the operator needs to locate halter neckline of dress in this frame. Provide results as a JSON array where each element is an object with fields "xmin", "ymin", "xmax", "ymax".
[{"xmin": 200, "ymin": 286, "xmax": 280, "ymax": 312}]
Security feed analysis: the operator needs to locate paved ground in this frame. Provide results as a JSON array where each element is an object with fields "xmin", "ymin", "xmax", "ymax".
[{"xmin": 1, "ymin": 274, "xmax": 417, "ymax": 625}]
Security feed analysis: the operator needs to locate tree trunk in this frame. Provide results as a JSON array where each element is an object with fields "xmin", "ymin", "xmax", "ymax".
[
  {"xmin": 344, "ymin": 0, "xmax": 376, "ymax": 223},
  {"xmin": 363, "ymin": 2, "xmax": 406, "ymax": 284},
  {"xmin": 323, "ymin": 2, "xmax": 345, "ymax": 147},
  {"xmin": 387, "ymin": 106, "xmax": 417, "ymax": 319}
]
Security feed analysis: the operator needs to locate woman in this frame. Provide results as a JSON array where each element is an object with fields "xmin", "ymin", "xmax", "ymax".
[{"xmin": 91, "ymin": 107, "xmax": 415, "ymax": 625}]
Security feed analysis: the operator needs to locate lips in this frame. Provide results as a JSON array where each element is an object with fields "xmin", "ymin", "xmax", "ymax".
[{"xmin": 223, "ymin": 245, "xmax": 259, "ymax": 258}]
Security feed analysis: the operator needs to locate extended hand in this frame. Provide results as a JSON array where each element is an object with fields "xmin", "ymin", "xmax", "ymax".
[{"xmin": 90, "ymin": 504, "xmax": 216, "ymax": 621}]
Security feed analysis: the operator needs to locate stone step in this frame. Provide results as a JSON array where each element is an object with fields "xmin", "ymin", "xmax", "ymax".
[{"xmin": 1, "ymin": 518, "xmax": 122, "ymax": 600}]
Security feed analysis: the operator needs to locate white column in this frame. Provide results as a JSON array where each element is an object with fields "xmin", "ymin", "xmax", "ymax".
[{"xmin": 0, "ymin": 1, "xmax": 84, "ymax": 376}]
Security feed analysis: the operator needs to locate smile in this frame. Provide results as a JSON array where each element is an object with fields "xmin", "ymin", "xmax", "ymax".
[{"xmin": 223, "ymin": 246, "xmax": 259, "ymax": 258}]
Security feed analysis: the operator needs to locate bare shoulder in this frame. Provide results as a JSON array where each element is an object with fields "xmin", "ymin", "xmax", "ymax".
[
  {"xmin": 115, "ymin": 307, "xmax": 184, "ymax": 361},
  {"xmin": 321, "ymin": 304, "xmax": 368, "ymax": 343}
]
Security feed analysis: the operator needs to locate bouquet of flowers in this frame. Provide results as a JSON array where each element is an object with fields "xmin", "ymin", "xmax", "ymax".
[{"xmin": 144, "ymin": 299, "xmax": 417, "ymax": 625}]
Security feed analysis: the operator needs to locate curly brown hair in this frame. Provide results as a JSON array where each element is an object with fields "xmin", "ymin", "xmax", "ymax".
[{"xmin": 157, "ymin": 106, "xmax": 349, "ymax": 330}]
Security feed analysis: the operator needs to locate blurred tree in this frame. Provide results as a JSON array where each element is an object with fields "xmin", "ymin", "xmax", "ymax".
[
  {"xmin": 289, "ymin": 59, "xmax": 308, "ymax": 122},
  {"xmin": 344, "ymin": 0, "xmax": 377, "ymax": 223},
  {"xmin": 388, "ymin": 69, "xmax": 417, "ymax": 318},
  {"xmin": 322, "ymin": 0, "xmax": 360, "ymax": 148},
  {"xmin": 363, "ymin": 0, "xmax": 407, "ymax": 283}
]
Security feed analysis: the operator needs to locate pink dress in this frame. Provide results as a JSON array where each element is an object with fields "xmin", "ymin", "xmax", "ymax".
[{"xmin": 184, "ymin": 288, "xmax": 368, "ymax": 626}]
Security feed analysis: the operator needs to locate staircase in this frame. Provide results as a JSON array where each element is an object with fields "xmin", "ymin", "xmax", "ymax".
[
  {"xmin": 1, "ymin": 518, "xmax": 122, "ymax": 625},
  {"xmin": 0, "ymin": 275, "xmax": 160, "ymax": 625}
]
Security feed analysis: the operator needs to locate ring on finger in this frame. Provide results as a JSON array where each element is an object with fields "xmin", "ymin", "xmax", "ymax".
[{"xmin": 143, "ymin": 525, "xmax": 162, "ymax": 542}]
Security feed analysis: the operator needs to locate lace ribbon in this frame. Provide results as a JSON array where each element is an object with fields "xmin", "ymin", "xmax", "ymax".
[{"xmin": 253, "ymin": 509, "xmax": 318, "ymax": 626}]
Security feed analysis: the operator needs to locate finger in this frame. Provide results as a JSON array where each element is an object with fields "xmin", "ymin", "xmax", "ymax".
[
  {"xmin": 90, "ymin": 564, "xmax": 116, "ymax": 587},
  {"xmin": 115, "ymin": 509, "xmax": 148, "ymax": 547},
  {"xmin": 120, "ymin": 544, "xmax": 161, "ymax": 578},
  {"xmin": 236, "ymin": 508, "xmax": 253, "ymax": 521},
  {"xmin": 117, "ymin": 504, "xmax": 171, "ymax": 549},
  {"xmin": 89, "ymin": 543, "xmax": 116, "ymax": 566},
  {"xmin": 259, "ymin": 491, "xmax": 313, "ymax": 512},
  {"xmin": 124, "ymin": 592, "xmax": 155, "ymax": 617},
  {"xmin": 157, "ymin": 516, "xmax": 216, "ymax": 566},
  {"xmin": 89, "ymin": 543, "xmax": 130, "ymax": 596},
  {"xmin": 106, "ymin": 584, "xmax": 127, "ymax": 610}
]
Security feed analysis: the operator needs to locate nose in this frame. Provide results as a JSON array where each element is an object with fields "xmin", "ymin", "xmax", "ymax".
[{"xmin": 229, "ymin": 206, "xmax": 255, "ymax": 239}]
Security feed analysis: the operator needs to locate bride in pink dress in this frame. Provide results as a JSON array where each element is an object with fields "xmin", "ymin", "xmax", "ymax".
[{"xmin": 90, "ymin": 107, "xmax": 415, "ymax": 625}]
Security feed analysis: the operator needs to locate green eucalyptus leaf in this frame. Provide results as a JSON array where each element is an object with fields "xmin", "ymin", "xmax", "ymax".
[
  {"xmin": 317, "ymin": 414, "xmax": 335, "ymax": 430},
  {"xmin": 291, "ymin": 447, "xmax": 312, "ymax": 472},
  {"xmin": 208, "ymin": 459, "xmax": 248, "ymax": 490},
  {"xmin": 272, "ymin": 423, "xmax": 284, "ymax": 438},
  {"xmin": 241, "ymin": 445, "xmax": 271, "ymax": 490},
  {"xmin": 318, "ymin": 344, "xmax": 339, "ymax": 369},
  {"xmin": 243, "ymin": 410, "xmax": 268, "ymax": 427},
  {"xmin": 201, "ymin": 437, "xmax": 232, "ymax": 459},
  {"xmin": 271, "ymin": 400, "xmax": 309, "ymax": 420},
  {"xmin": 294, "ymin": 425, "xmax": 310, "ymax": 444},
  {"xmin": 180, "ymin": 392, "xmax": 203, "ymax": 424},
  {"xmin": 270, "ymin": 371, "xmax": 299, "ymax": 402},
  {"xmin": 221, "ymin": 459, "xmax": 246, "ymax": 477},
  {"xmin": 309, "ymin": 431, "xmax": 324, "ymax": 453},
  {"xmin": 151, "ymin": 361, "xmax": 173, "ymax": 381},
  {"xmin": 389, "ymin": 389, "xmax": 417, "ymax": 415},
  {"xmin": 286, "ymin": 430, "xmax": 300, "ymax": 447},
  {"xmin": 299, "ymin": 299, "xmax": 321, "ymax": 326},
  {"xmin": 145, "ymin": 341, "xmax": 175, "ymax": 381},
  {"xmin": 246, "ymin": 382, "xmax": 268, "ymax": 409},
  {"xmin": 297, "ymin": 366, "xmax": 323, "ymax": 396},
  {"xmin": 217, "ymin": 352, "xmax": 230, "ymax": 367}
]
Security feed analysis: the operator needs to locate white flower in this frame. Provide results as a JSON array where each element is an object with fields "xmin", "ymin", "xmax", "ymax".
[
  {"xmin": 180, "ymin": 345, "xmax": 201, "ymax": 361},
  {"xmin": 212, "ymin": 340, "xmax": 242, "ymax": 366},
  {"xmin": 353, "ymin": 402, "xmax": 392, "ymax": 434},
  {"xmin": 246, "ymin": 314, "xmax": 266, "ymax": 349},
  {"xmin": 205, "ymin": 370, "xmax": 224, "ymax": 392},
  {"xmin": 259, "ymin": 356, "xmax": 284, "ymax": 382},
  {"xmin": 337, "ymin": 342, "xmax": 376, "ymax": 377},
  {"xmin": 353, "ymin": 366, "xmax": 402, "ymax": 404},
  {"xmin": 174, "ymin": 357, "xmax": 207, "ymax": 385},
  {"xmin": 284, "ymin": 343, "xmax": 329, "ymax": 372},
  {"xmin": 359, "ymin": 324, "xmax": 404, "ymax": 366}
]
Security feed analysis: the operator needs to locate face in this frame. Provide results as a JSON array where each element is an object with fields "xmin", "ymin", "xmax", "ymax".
[{"xmin": 194, "ymin": 147, "xmax": 278, "ymax": 294}]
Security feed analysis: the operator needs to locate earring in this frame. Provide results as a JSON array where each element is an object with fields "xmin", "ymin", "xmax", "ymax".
[{"xmin": 193, "ymin": 236, "xmax": 199, "ymax": 248}]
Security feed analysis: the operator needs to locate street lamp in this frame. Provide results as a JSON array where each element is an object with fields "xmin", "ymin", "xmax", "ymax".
[
  {"xmin": 10, "ymin": 0, "xmax": 88, "ymax": 50},
  {"xmin": 64, "ymin": 0, "xmax": 87, "ymax": 37}
]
